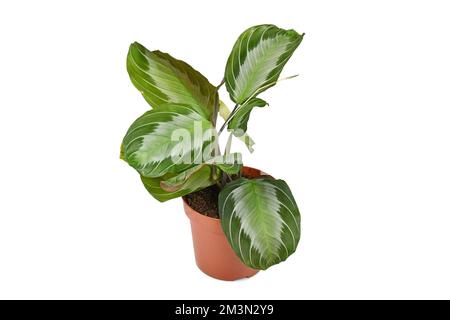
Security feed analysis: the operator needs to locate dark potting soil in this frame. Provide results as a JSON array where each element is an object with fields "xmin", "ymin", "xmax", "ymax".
[
  {"xmin": 184, "ymin": 170, "xmax": 264, "ymax": 219},
  {"xmin": 184, "ymin": 185, "xmax": 220, "ymax": 219}
]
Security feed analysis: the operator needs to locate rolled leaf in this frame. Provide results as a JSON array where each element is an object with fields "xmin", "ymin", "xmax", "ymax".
[
  {"xmin": 224, "ymin": 25, "xmax": 303, "ymax": 104},
  {"xmin": 218, "ymin": 99, "xmax": 231, "ymax": 120},
  {"xmin": 219, "ymin": 177, "xmax": 301, "ymax": 270},
  {"xmin": 122, "ymin": 104, "xmax": 216, "ymax": 178},
  {"xmin": 141, "ymin": 165, "xmax": 215, "ymax": 202},
  {"xmin": 228, "ymin": 98, "xmax": 267, "ymax": 137},
  {"xmin": 127, "ymin": 42, "xmax": 216, "ymax": 119},
  {"xmin": 218, "ymin": 100, "xmax": 255, "ymax": 152},
  {"xmin": 236, "ymin": 132, "xmax": 255, "ymax": 153}
]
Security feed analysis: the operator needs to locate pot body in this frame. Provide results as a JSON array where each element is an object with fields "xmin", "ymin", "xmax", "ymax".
[{"xmin": 183, "ymin": 167, "xmax": 265, "ymax": 281}]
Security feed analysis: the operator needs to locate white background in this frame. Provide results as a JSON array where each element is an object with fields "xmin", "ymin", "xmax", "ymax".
[{"xmin": 0, "ymin": 0, "xmax": 449, "ymax": 299}]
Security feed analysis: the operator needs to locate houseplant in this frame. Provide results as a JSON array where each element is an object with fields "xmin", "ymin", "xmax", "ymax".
[{"xmin": 121, "ymin": 24, "xmax": 304, "ymax": 280}]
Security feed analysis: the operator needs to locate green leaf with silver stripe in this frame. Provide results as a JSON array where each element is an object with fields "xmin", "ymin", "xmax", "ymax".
[
  {"xmin": 224, "ymin": 24, "xmax": 303, "ymax": 104},
  {"xmin": 219, "ymin": 177, "xmax": 301, "ymax": 270},
  {"xmin": 122, "ymin": 104, "xmax": 216, "ymax": 178},
  {"xmin": 127, "ymin": 42, "xmax": 216, "ymax": 119},
  {"xmin": 160, "ymin": 164, "xmax": 210, "ymax": 192},
  {"xmin": 141, "ymin": 165, "xmax": 215, "ymax": 202},
  {"xmin": 218, "ymin": 99, "xmax": 255, "ymax": 152},
  {"xmin": 228, "ymin": 98, "xmax": 268, "ymax": 137}
]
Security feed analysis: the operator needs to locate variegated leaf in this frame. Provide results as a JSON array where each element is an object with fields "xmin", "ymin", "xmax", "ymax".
[
  {"xmin": 122, "ymin": 104, "xmax": 216, "ymax": 178},
  {"xmin": 141, "ymin": 165, "xmax": 215, "ymax": 202},
  {"xmin": 228, "ymin": 98, "xmax": 267, "ymax": 137},
  {"xmin": 127, "ymin": 42, "xmax": 216, "ymax": 119},
  {"xmin": 160, "ymin": 164, "xmax": 208, "ymax": 192},
  {"xmin": 219, "ymin": 177, "xmax": 301, "ymax": 270},
  {"xmin": 225, "ymin": 25, "xmax": 303, "ymax": 104},
  {"xmin": 218, "ymin": 99, "xmax": 255, "ymax": 152}
]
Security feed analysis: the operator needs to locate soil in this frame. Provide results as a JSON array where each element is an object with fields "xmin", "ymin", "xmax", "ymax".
[
  {"xmin": 184, "ymin": 185, "xmax": 220, "ymax": 218},
  {"xmin": 184, "ymin": 169, "xmax": 264, "ymax": 219}
]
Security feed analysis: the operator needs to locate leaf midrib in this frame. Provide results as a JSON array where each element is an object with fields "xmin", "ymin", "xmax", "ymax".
[
  {"xmin": 236, "ymin": 35, "xmax": 282, "ymax": 102},
  {"xmin": 249, "ymin": 181, "xmax": 278, "ymax": 260}
]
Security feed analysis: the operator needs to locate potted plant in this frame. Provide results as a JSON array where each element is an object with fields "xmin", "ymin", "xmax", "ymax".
[{"xmin": 121, "ymin": 24, "xmax": 304, "ymax": 280}]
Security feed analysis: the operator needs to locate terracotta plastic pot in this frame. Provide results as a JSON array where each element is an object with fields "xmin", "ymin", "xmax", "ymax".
[{"xmin": 183, "ymin": 166, "xmax": 266, "ymax": 281}]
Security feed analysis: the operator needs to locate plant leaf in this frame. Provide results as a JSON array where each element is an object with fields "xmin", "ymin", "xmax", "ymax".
[
  {"xmin": 127, "ymin": 42, "xmax": 216, "ymax": 119},
  {"xmin": 228, "ymin": 98, "xmax": 268, "ymax": 137},
  {"xmin": 224, "ymin": 132, "xmax": 233, "ymax": 155},
  {"xmin": 218, "ymin": 100, "xmax": 255, "ymax": 153},
  {"xmin": 205, "ymin": 153, "xmax": 242, "ymax": 174},
  {"xmin": 224, "ymin": 25, "xmax": 303, "ymax": 104},
  {"xmin": 160, "ymin": 164, "xmax": 207, "ymax": 192},
  {"xmin": 219, "ymin": 177, "xmax": 301, "ymax": 270},
  {"xmin": 122, "ymin": 104, "xmax": 216, "ymax": 178},
  {"xmin": 238, "ymin": 133, "xmax": 255, "ymax": 153},
  {"xmin": 218, "ymin": 99, "xmax": 231, "ymax": 119},
  {"xmin": 141, "ymin": 165, "xmax": 215, "ymax": 202}
]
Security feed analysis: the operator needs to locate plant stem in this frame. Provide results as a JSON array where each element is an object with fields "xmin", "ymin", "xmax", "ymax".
[
  {"xmin": 224, "ymin": 133, "xmax": 233, "ymax": 155},
  {"xmin": 216, "ymin": 78, "xmax": 225, "ymax": 90},
  {"xmin": 211, "ymin": 92, "xmax": 220, "ymax": 127},
  {"xmin": 218, "ymin": 74, "xmax": 299, "ymax": 135},
  {"xmin": 218, "ymin": 103, "xmax": 239, "ymax": 135}
]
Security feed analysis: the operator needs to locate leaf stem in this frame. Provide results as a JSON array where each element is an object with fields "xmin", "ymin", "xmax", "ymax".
[
  {"xmin": 218, "ymin": 104, "xmax": 239, "ymax": 135},
  {"xmin": 216, "ymin": 78, "xmax": 225, "ymax": 90},
  {"xmin": 224, "ymin": 133, "xmax": 233, "ymax": 155},
  {"xmin": 219, "ymin": 74, "xmax": 299, "ymax": 135}
]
